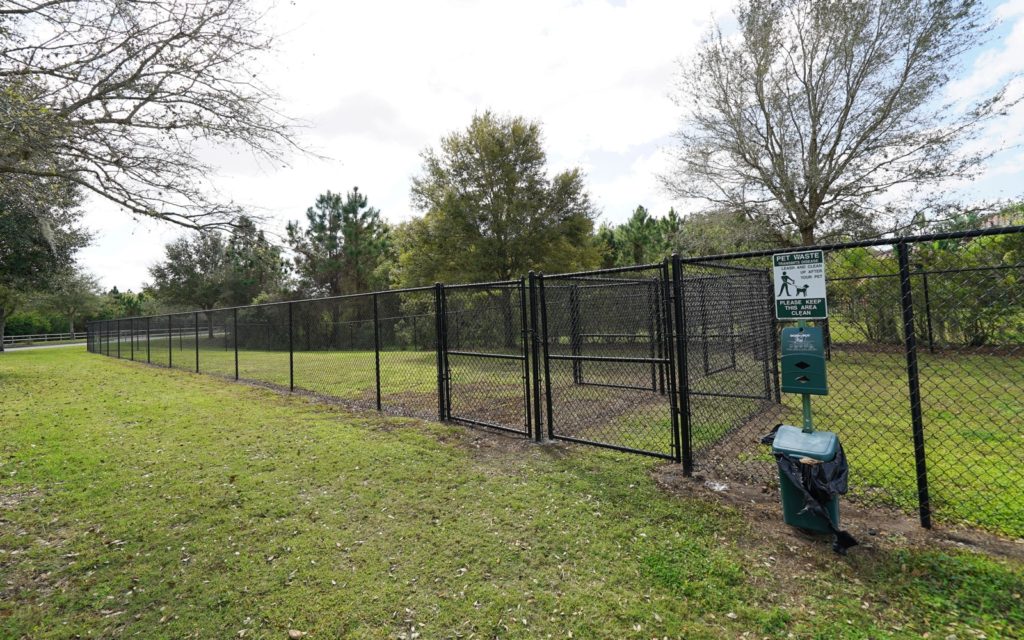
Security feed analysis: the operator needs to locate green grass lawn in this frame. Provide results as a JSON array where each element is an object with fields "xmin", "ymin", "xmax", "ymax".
[
  {"xmin": 99, "ymin": 335, "xmax": 1024, "ymax": 536},
  {"xmin": 1, "ymin": 349, "xmax": 1022, "ymax": 638}
]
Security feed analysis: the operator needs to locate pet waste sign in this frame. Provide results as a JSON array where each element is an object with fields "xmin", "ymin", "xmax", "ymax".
[{"xmin": 773, "ymin": 250, "xmax": 828, "ymax": 320}]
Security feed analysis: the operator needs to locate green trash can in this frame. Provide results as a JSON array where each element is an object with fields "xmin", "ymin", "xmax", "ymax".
[{"xmin": 771, "ymin": 425, "xmax": 840, "ymax": 533}]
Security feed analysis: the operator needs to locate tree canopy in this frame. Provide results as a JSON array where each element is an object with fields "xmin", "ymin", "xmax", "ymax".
[
  {"xmin": 0, "ymin": 173, "xmax": 89, "ymax": 348},
  {"xmin": 149, "ymin": 232, "xmax": 228, "ymax": 312},
  {"xmin": 287, "ymin": 188, "xmax": 391, "ymax": 296},
  {"xmin": 1, "ymin": 0, "xmax": 296, "ymax": 229},
  {"xmin": 402, "ymin": 112, "xmax": 599, "ymax": 285},
  {"xmin": 663, "ymin": 0, "xmax": 1014, "ymax": 245}
]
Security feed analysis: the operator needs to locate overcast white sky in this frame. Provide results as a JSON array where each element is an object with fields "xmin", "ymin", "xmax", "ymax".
[{"xmin": 77, "ymin": 0, "xmax": 1024, "ymax": 291}]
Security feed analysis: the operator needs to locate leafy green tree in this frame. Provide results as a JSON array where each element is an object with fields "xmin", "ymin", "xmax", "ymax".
[
  {"xmin": 104, "ymin": 288, "xmax": 151, "ymax": 319},
  {"xmin": 614, "ymin": 206, "xmax": 659, "ymax": 266},
  {"xmin": 671, "ymin": 209, "xmax": 778, "ymax": 257},
  {"xmin": 40, "ymin": 268, "xmax": 102, "ymax": 333},
  {"xmin": 664, "ymin": 0, "xmax": 1010, "ymax": 244},
  {"xmin": 287, "ymin": 188, "xmax": 390, "ymax": 296},
  {"xmin": 0, "ymin": 175, "xmax": 88, "ymax": 350},
  {"xmin": 149, "ymin": 233, "xmax": 228, "ymax": 336},
  {"xmin": 222, "ymin": 216, "xmax": 287, "ymax": 306},
  {"xmin": 912, "ymin": 208, "xmax": 1024, "ymax": 347},
  {"xmin": 402, "ymin": 112, "xmax": 599, "ymax": 285},
  {"xmin": 594, "ymin": 223, "xmax": 620, "ymax": 268}
]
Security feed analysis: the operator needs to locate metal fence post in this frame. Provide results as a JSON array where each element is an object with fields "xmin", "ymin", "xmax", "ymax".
[
  {"xmin": 116, "ymin": 318, "xmax": 121, "ymax": 359},
  {"xmin": 671, "ymin": 255, "xmax": 694, "ymax": 474},
  {"xmin": 167, "ymin": 315, "xmax": 173, "ymax": 368},
  {"xmin": 662, "ymin": 260, "xmax": 682, "ymax": 464},
  {"xmin": 433, "ymin": 283, "xmax": 447, "ymax": 421},
  {"xmin": 519, "ymin": 277, "xmax": 533, "ymax": 438},
  {"xmin": 897, "ymin": 240, "xmax": 932, "ymax": 529},
  {"xmin": 647, "ymin": 281, "xmax": 658, "ymax": 392},
  {"xmin": 193, "ymin": 312, "xmax": 199, "ymax": 372},
  {"xmin": 537, "ymin": 274, "xmax": 555, "ymax": 440},
  {"xmin": 528, "ymin": 272, "xmax": 543, "ymax": 442},
  {"xmin": 288, "ymin": 302, "xmax": 294, "ymax": 392},
  {"xmin": 130, "ymin": 318, "xmax": 135, "ymax": 361},
  {"xmin": 659, "ymin": 284, "xmax": 667, "ymax": 395},
  {"xmin": 373, "ymin": 293, "xmax": 382, "ymax": 411},
  {"xmin": 233, "ymin": 308, "xmax": 239, "ymax": 380},
  {"xmin": 146, "ymin": 316, "xmax": 151, "ymax": 363},
  {"xmin": 441, "ymin": 286, "xmax": 452, "ymax": 419}
]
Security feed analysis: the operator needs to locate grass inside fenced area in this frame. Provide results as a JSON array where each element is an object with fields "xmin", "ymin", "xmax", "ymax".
[
  {"xmin": 686, "ymin": 348, "xmax": 1024, "ymax": 538},
  {"xmin": 2, "ymin": 349, "xmax": 1022, "ymax": 639}
]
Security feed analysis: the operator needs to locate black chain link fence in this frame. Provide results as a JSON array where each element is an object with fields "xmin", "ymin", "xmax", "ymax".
[
  {"xmin": 678, "ymin": 230, "xmax": 1024, "ymax": 537},
  {"xmin": 87, "ymin": 227, "xmax": 1024, "ymax": 537}
]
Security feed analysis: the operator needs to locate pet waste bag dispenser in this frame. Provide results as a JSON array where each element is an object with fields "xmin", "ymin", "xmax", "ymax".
[{"xmin": 772, "ymin": 325, "xmax": 843, "ymax": 534}]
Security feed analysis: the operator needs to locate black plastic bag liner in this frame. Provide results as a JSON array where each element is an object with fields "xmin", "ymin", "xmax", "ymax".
[{"xmin": 762, "ymin": 424, "xmax": 858, "ymax": 554}]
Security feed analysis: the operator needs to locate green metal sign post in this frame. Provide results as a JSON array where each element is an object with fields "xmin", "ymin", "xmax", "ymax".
[{"xmin": 799, "ymin": 320, "xmax": 813, "ymax": 433}]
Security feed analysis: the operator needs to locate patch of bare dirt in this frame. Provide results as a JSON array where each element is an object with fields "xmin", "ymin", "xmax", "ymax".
[
  {"xmin": 695, "ymin": 401, "xmax": 787, "ymax": 485},
  {"xmin": 651, "ymin": 463, "xmax": 1024, "ymax": 561},
  {"xmin": 0, "ymin": 486, "xmax": 41, "ymax": 510}
]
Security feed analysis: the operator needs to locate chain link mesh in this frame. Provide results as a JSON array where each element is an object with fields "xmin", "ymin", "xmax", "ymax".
[
  {"xmin": 377, "ymin": 288, "xmax": 442, "ymax": 420},
  {"xmin": 685, "ymin": 236, "xmax": 1024, "ymax": 537},
  {"xmin": 442, "ymin": 281, "xmax": 529, "ymax": 434},
  {"xmin": 541, "ymin": 265, "xmax": 677, "ymax": 458}
]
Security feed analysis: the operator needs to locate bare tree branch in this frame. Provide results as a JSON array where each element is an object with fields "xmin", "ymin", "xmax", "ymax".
[
  {"xmin": 0, "ymin": 0, "xmax": 299, "ymax": 230},
  {"xmin": 662, "ymin": 0, "xmax": 1020, "ymax": 245}
]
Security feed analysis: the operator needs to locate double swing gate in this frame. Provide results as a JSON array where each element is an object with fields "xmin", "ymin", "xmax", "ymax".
[{"xmin": 435, "ymin": 259, "xmax": 777, "ymax": 465}]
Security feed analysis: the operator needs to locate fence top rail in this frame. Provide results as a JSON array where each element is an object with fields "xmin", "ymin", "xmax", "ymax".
[
  {"xmin": 677, "ymin": 224, "xmax": 1024, "ymax": 264},
  {"xmin": 3, "ymin": 332, "xmax": 88, "ymax": 342},
  {"xmin": 682, "ymin": 260, "xmax": 766, "ymax": 274},
  {"xmin": 443, "ymin": 279, "xmax": 522, "ymax": 290},
  {"xmin": 540, "ymin": 261, "xmax": 666, "ymax": 280}
]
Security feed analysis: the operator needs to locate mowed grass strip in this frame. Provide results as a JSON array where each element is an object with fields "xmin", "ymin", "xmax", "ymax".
[{"xmin": 0, "ymin": 349, "xmax": 1021, "ymax": 639}]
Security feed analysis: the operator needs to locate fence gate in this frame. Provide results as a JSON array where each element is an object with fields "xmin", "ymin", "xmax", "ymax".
[
  {"xmin": 537, "ymin": 263, "xmax": 680, "ymax": 459},
  {"xmin": 677, "ymin": 261, "xmax": 779, "ymax": 478},
  {"xmin": 440, "ymin": 280, "xmax": 532, "ymax": 436}
]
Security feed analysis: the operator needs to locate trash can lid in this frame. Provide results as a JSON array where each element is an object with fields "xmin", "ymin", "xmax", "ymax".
[{"xmin": 771, "ymin": 424, "xmax": 839, "ymax": 461}]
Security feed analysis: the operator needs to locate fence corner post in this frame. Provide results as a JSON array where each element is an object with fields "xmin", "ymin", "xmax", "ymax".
[
  {"xmin": 897, "ymin": 239, "xmax": 932, "ymax": 529},
  {"xmin": 527, "ymin": 271, "xmax": 543, "ymax": 442},
  {"xmin": 671, "ymin": 254, "xmax": 693, "ymax": 475},
  {"xmin": 536, "ymin": 273, "xmax": 555, "ymax": 442},
  {"xmin": 233, "ymin": 308, "xmax": 239, "ymax": 380},
  {"xmin": 519, "ymin": 276, "xmax": 533, "ymax": 439}
]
